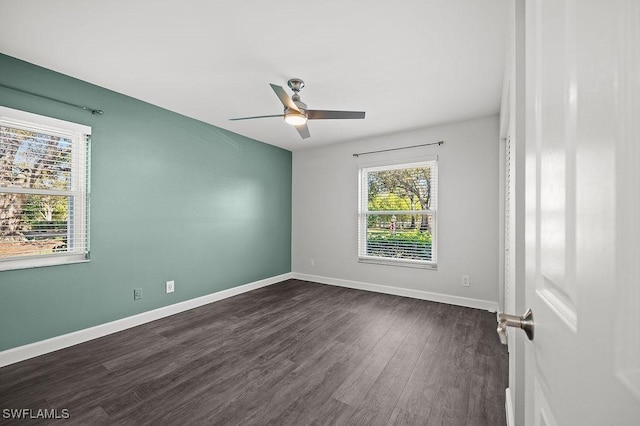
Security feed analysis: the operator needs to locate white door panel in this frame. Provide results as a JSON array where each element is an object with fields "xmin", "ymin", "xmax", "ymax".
[{"xmin": 520, "ymin": 0, "xmax": 640, "ymax": 424}]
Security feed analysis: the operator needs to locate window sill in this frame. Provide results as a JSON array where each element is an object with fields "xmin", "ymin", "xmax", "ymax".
[
  {"xmin": 358, "ymin": 256, "xmax": 438, "ymax": 270},
  {"xmin": 0, "ymin": 254, "xmax": 90, "ymax": 272}
]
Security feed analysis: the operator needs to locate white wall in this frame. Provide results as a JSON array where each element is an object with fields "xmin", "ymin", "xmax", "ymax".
[{"xmin": 292, "ymin": 116, "xmax": 500, "ymax": 308}]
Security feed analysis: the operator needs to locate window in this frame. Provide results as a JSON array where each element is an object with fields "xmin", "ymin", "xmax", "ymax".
[
  {"xmin": 0, "ymin": 107, "xmax": 90, "ymax": 271},
  {"xmin": 358, "ymin": 159, "xmax": 438, "ymax": 269}
]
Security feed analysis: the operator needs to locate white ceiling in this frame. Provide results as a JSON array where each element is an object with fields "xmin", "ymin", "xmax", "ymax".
[{"xmin": 0, "ymin": 0, "xmax": 507, "ymax": 151}]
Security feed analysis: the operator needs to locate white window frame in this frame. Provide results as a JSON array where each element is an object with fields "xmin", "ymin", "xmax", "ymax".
[
  {"xmin": 0, "ymin": 106, "xmax": 90, "ymax": 271},
  {"xmin": 358, "ymin": 157, "xmax": 438, "ymax": 269}
]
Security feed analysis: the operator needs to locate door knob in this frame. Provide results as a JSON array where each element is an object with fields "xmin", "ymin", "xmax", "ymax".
[{"xmin": 496, "ymin": 308, "xmax": 534, "ymax": 345}]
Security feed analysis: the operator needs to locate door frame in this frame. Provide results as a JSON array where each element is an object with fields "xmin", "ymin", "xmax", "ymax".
[{"xmin": 499, "ymin": 1, "xmax": 527, "ymax": 425}]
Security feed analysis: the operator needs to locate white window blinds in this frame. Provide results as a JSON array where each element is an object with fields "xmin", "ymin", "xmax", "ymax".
[
  {"xmin": 0, "ymin": 106, "xmax": 90, "ymax": 270},
  {"xmin": 358, "ymin": 159, "xmax": 438, "ymax": 268}
]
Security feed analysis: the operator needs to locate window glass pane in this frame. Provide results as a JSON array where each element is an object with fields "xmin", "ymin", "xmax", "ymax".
[
  {"xmin": 366, "ymin": 213, "xmax": 434, "ymax": 261},
  {"xmin": 0, "ymin": 194, "xmax": 72, "ymax": 258},
  {"xmin": 0, "ymin": 107, "xmax": 89, "ymax": 270},
  {"xmin": 359, "ymin": 160, "xmax": 437, "ymax": 266},
  {"xmin": 0, "ymin": 126, "xmax": 72, "ymax": 190},
  {"xmin": 367, "ymin": 166, "xmax": 434, "ymax": 211}
]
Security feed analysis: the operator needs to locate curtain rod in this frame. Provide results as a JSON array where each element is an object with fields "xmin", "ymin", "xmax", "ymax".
[
  {"xmin": 352, "ymin": 140, "xmax": 444, "ymax": 157},
  {"xmin": 0, "ymin": 84, "xmax": 103, "ymax": 115}
]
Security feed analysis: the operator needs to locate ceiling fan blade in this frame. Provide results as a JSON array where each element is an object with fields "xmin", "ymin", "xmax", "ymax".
[
  {"xmin": 295, "ymin": 123, "xmax": 311, "ymax": 139},
  {"xmin": 306, "ymin": 110, "xmax": 366, "ymax": 120},
  {"xmin": 229, "ymin": 114, "xmax": 284, "ymax": 121},
  {"xmin": 270, "ymin": 84, "xmax": 299, "ymax": 112}
]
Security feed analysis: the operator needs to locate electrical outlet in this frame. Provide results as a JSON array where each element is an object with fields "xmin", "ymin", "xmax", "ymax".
[
  {"xmin": 462, "ymin": 275, "xmax": 471, "ymax": 287},
  {"xmin": 133, "ymin": 288, "xmax": 142, "ymax": 300},
  {"xmin": 166, "ymin": 280, "xmax": 175, "ymax": 293}
]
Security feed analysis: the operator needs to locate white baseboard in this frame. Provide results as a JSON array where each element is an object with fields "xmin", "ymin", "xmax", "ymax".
[
  {"xmin": 0, "ymin": 272, "xmax": 293, "ymax": 368},
  {"xmin": 505, "ymin": 387, "xmax": 514, "ymax": 426},
  {"xmin": 292, "ymin": 272, "xmax": 499, "ymax": 312}
]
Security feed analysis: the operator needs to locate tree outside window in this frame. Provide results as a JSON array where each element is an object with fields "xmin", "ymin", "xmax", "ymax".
[
  {"xmin": 0, "ymin": 107, "xmax": 89, "ymax": 270},
  {"xmin": 358, "ymin": 160, "xmax": 437, "ymax": 268}
]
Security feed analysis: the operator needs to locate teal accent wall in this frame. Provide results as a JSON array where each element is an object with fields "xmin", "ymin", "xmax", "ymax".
[{"xmin": 0, "ymin": 54, "xmax": 292, "ymax": 351}]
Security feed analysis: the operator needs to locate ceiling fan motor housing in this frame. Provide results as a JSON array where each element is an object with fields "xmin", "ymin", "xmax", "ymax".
[{"xmin": 292, "ymin": 97, "xmax": 307, "ymax": 111}]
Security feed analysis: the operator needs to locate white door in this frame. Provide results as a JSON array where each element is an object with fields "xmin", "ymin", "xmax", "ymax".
[{"xmin": 520, "ymin": 0, "xmax": 640, "ymax": 424}]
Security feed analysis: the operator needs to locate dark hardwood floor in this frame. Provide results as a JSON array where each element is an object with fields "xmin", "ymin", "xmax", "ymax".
[{"xmin": 0, "ymin": 279, "xmax": 508, "ymax": 425}]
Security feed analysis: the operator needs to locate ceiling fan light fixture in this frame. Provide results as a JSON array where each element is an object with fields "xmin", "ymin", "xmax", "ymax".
[
  {"xmin": 228, "ymin": 80, "xmax": 365, "ymax": 139},
  {"xmin": 284, "ymin": 111, "xmax": 307, "ymax": 126}
]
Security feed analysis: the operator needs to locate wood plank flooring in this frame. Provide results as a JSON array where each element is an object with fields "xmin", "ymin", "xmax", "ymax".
[{"xmin": 0, "ymin": 279, "xmax": 508, "ymax": 425}]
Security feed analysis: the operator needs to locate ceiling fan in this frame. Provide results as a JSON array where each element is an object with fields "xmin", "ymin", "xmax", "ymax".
[{"xmin": 229, "ymin": 78, "xmax": 366, "ymax": 139}]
